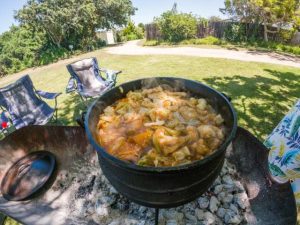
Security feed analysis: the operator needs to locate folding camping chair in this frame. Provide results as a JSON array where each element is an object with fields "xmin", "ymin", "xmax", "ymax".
[
  {"xmin": 0, "ymin": 75, "xmax": 61, "ymax": 130},
  {"xmin": 66, "ymin": 57, "xmax": 121, "ymax": 103}
]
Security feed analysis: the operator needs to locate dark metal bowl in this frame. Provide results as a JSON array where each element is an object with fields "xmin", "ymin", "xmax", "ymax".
[{"xmin": 85, "ymin": 77, "xmax": 237, "ymax": 208}]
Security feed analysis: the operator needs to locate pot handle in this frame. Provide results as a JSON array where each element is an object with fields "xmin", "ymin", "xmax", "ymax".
[
  {"xmin": 221, "ymin": 93, "xmax": 232, "ymax": 102},
  {"xmin": 76, "ymin": 112, "xmax": 86, "ymax": 129}
]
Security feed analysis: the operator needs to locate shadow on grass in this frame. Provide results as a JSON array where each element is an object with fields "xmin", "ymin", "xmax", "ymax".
[
  {"xmin": 202, "ymin": 69, "xmax": 299, "ymax": 140},
  {"xmin": 247, "ymin": 50, "xmax": 300, "ymax": 63},
  {"xmin": 0, "ymin": 213, "xmax": 6, "ymax": 225},
  {"xmin": 56, "ymin": 69, "xmax": 299, "ymax": 141},
  {"xmin": 57, "ymin": 93, "xmax": 95, "ymax": 126}
]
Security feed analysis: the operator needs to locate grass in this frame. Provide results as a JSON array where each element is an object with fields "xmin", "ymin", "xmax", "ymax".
[
  {"xmin": 0, "ymin": 50, "xmax": 299, "ymax": 140},
  {"xmin": 1, "ymin": 217, "xmax": 19, "ymax": 225},
  {"xmin": 0, "ymin": 49, "xmax": 300, "ymax": 224}
]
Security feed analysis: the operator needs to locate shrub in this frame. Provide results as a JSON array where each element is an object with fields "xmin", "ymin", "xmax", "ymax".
[
  {"xmin": 238, "ymin": 40, "xmax": 300, "ymax": 56},
  {"xmin": 0, "ymin": 24, "xmax": 109, "ymax": 76},
  {"xmin": 138, "ymin": 23, "xmax": 145, "ymax": 33},
  {"xmin": 0, "ymin": 25, "xmax": 46, "ymax": 74},
  {"xmin": 0, "ymin": 64, "xmax": 6, "ymax": 77},
  {"xmin": 194, "ymin": 36, "xmax": 223, "ymax": 45},
  {"xmin": 143, "ymin": 40, "xmax": 160, "ymax": 46},
  {"xmin": 279, "ymin": 29, "xmax": 296, "ymax": 43},
  {"xmin": 155, "ymin": 11, "xmax": 197, "ymax": 42},
  {"xmin": 179, "ymin": 36, "xmax": 224, "ymax": 45},
  {"xmin": 144, "ymin": 36, "xmax": 225, "ymax": 47},
  {"xmin": 224, "ymin": 24, "xmax": 246, "ymax": 42},
  {"xmin": 38, "ymin": 45, "xmax": 69, "ymax": 65},
  {"xmin": 126, "ymin": 33, "xmax": 140, "ymax": 41},
  {"xmin": 292, "ymin": 47, "xmax": 300, "ymax": 55},
  {"xmin": 120, "ymin": 21, "xmax": 144, "ymax": 41}
]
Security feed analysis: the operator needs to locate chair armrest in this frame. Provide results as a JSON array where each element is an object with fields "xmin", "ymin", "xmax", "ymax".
[
  {"xmin": 100, "ymin": 68, "xmax": 122, "ymax": 75},
  {"xmin": 36, "ymin": 90, "xmax": 62, "ymax": 100},
  {"xmin": 99, "ymin": 68, "xmax": 122, "ymax": 83},
  {"xmin": 66, "ymin": 77, "xmax": 77, "ymax": 93}
]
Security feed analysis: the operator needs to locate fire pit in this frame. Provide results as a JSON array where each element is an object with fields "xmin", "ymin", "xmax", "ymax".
[
  {"xmin": 0, "ymin": 125, "xmax": 296, "ymax": 224},
  {"xmin": 0, "ymin": 125, "xmax": 297, "ymax": 224},
  {"xmin": 85, "ymin": 78, "xmax": 237, "ymax": 213}
]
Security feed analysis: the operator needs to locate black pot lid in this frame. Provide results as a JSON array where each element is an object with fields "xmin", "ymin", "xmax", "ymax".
[{"xmin": 1, "ymin": 151, "xmax": 56, "ymax": 201}]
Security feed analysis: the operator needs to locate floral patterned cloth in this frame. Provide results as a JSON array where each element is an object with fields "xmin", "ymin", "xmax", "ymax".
[{"xmin": 264, "ymin": 99, "xmax": 300, "ymax": 204}]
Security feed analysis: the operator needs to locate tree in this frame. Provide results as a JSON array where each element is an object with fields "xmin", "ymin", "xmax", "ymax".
[
  {"xmin": 252, "ymin": 0, "xmax": 300, "ymax": 41},
  {"xmin": 155, "ymin": 11, "xmax": 197, "ymax": 42},
  {"xmin": 209, "ymin": 16, "xmax": 223, "ymax": 22},
  {"xmin": 221, "ymin": 0, "xmax": 300, "ymax": 41},
  {"xmin": 15, "ymin": 0, "xmax": 136, "ymax": 48},
  {"xmin": 221, "ymin": 0, "xmax": 257, "ymax": 23},
  {"xmin": 138, "ymin": 23, "xmax": 145, "ymax": 33},
  {"xmin": 172, "ymin": 3, "xmax": 178, "ymax": 14},
  {"xmin": 0, "ymin": 25, "xmax": 45, "ymax": 75},
  {"xmin": 121, "ymin": 21, "xmax": 144, "ymax": 41}
]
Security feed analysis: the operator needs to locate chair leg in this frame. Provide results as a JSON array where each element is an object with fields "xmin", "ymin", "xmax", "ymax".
[
  {"xmin": 54, "ymin": 97, "xmax": 58, "ymax": 122},
  {"xmin": 79, "ymin": 94, "xmax": 88, "ymax": 107}
]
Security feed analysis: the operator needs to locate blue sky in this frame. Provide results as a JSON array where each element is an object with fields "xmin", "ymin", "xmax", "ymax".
[
  {"xmin": 0, "ymin": 0, "xmax": 226, "ymax": 34},
  {"xmin": 132, "ymin": 0, "xmax": 226, "ymax": 24}
]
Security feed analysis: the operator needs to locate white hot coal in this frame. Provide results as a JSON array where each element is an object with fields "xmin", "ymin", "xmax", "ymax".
[{"xmin": 64, "ymin": 159, "xmax": 251, "ymax": 225}]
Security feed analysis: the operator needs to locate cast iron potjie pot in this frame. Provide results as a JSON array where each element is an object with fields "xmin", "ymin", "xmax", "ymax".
[{"xmin": 85, "ymin": 77, "xmax": 237, "ymax": 208}]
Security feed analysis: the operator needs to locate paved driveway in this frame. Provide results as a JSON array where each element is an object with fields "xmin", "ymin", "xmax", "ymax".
[{"xmin": 107, "ymin": 40, "xmax": 300, "ymax": 68}]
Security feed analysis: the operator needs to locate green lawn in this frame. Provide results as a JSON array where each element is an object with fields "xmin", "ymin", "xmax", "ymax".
[
  {"xmin": 0, "ymin": 49, "xmax": 300, "ymax": 224},
  {"xmin": 0, "ymin": 50, "xmax": 297, "ymax": 140}
]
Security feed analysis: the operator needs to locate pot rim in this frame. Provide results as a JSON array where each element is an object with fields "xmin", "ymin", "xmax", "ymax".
[{"xmin": 85, "ymin": 77, "xmax": 237, "ymax": 172}]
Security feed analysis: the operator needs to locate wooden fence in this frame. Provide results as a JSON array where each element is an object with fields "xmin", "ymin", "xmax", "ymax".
[
  {"xmin": 197, "ymin": 22, "xmax": 231, "ymax": 38},
  {"xmin": 145, "ymin": 24, "xmax": 161, "ymax": 40},
  {"xmin": 145, "ymin": 22, "xmax": 279, "ymax": 41}
]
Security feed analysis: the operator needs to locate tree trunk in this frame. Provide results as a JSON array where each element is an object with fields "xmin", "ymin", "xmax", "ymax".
[{"xmin": 263, "ymin": 24, "xmax": 268, "ymax": 42}]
